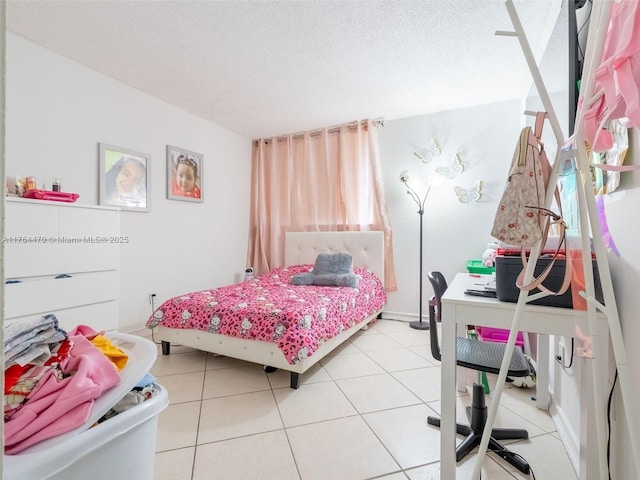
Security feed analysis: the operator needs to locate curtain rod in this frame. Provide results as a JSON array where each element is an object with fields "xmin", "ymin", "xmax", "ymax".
[{"xmin": 255, "ymin": 118, "xmax": 385, "ymax": 144}]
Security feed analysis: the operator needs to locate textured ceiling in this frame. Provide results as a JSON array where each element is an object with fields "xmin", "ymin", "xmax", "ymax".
[{"xmin": 7, "ymin": 0, "xmax": 563, "ymax": 139}]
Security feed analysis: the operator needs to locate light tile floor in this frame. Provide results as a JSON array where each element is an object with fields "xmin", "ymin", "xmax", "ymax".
[{"xmin": 131, "ymin": 319, "xmax": 578, "ymax": 480}]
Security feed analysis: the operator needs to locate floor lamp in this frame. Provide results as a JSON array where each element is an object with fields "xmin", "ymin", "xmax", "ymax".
[{"xmin": 400, "ymin": 170, "xmax": 432, "ymax": 330}]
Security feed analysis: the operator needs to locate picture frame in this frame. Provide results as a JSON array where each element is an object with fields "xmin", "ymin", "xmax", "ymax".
[
  {"xmin": 166, "ymin": 145, "xmax": 203, "ymax": 203},
  {"xmin": 99, "ymin": 143, "xmax": 150, "ymax": 212}
]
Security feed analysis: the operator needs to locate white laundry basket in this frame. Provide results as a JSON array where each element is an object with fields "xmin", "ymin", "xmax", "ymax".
[{"xmin": 3, "ymin": 332, "xmax": 168, "ymax": 480}]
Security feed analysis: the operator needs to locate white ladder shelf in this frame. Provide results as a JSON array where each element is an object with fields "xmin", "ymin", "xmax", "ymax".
[{"xmin": 468, "ymin": 1, "xmax": 640, "ymax": 479}]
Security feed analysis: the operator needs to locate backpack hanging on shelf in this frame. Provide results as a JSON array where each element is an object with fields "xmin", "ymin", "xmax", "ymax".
[{"xmin": 491, "ymin": 112, "xmax": 571, "ymax": 294}]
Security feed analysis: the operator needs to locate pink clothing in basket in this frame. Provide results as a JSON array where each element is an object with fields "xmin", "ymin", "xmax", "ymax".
[{"xmin": 4, "ymin": 333, "xmax": 121, "ymax": 454}]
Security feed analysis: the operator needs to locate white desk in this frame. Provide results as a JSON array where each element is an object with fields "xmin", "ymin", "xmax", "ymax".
[{"xmin": 440, "ymin": 273, "xmax": 609, "ymax": 479}]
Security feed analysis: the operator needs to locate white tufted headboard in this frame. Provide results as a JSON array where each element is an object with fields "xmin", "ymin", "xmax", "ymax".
[{"xmin": 284, "ymin": 231, "xmax": 385, "ymax": 286}]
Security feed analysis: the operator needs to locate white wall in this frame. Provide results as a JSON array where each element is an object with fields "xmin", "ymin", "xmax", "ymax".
[
  {"xmin": 5, "ymin": 34, "xmax": 252, "ymax": 332},
  {"xmin": 379, "ymin": 100, "xmax": 522, "ymax": 319},
  {"xmin": 597, "ymin": 127, "xmax": 640, "ymax": 479}
]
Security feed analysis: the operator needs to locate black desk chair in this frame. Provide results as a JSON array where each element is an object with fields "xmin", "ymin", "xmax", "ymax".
[{"xmin": 426, "ymin": 271, "xmax": 531, "ymax": 474}]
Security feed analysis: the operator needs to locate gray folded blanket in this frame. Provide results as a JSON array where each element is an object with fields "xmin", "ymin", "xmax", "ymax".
[
  {"xmin": 313, "ymin": 252, "xmax": 353, "ymax": 275},
  {"xmin": 290, "ymin": 253, "xmax": 359, "ymax": 288}
]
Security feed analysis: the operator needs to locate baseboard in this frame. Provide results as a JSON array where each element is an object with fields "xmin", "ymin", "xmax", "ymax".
[
  {"xmin": 379, "ymin": 311, "xmax": 419, "ymax": 323},
  {"xmin": 550, "ymin": 398, "xmax": 580, "ymax": 473}
]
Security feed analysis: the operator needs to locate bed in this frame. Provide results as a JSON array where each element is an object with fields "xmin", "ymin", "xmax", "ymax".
[{"xmin": 146, "ymin": 231, "xmax": 386, "ymax": 388}]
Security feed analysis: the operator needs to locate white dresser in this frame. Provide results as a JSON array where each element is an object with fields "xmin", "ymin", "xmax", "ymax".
[{"xmin": 4, "ymin": 198, "xmax": 121, "ymax": 332}]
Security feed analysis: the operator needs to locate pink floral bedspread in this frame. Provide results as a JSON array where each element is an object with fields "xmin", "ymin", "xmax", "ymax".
[{"xmin": 146, "ymin": 265, "xmax": 386, "ymax": 364}]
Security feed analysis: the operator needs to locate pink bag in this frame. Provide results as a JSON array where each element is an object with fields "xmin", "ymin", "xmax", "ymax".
[
  {"xmin": 491, "ymin": 112, "xmax": 571, "ymax": 294},
  {"xmin": 491, "ymin": 113, "xmax": 555, "ymax": 248}
]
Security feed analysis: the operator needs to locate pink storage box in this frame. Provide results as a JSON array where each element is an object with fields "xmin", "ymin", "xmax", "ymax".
[{"xmin": 476, "ymin": 326, "xmax": 524, "ymax": 347}]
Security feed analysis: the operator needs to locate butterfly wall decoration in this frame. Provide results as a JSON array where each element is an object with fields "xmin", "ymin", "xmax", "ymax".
[
  {"xmin": 453, "ymin": 180, "xmax": 483, "ymax": 203},
  {"xmin": 413, "ymin": 138, "xmax": 441, "ymax": 164},
  {"xmin": 436, "ymin": 153, "xmax": 464, "ymax": 179}
]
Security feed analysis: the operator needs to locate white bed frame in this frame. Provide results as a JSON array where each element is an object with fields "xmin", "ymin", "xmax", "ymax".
[{"xmin": 153, "ymin": 231, "xmax": 385, "ymax": 388}]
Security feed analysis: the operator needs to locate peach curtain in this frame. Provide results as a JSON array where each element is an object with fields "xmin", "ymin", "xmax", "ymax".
[{"xmin": 246, "ymin": 119, "xmax": 397, "ymax": 291}]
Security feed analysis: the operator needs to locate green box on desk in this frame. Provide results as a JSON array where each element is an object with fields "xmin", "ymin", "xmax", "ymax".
[{"xmin": 466, "ymin": 259, "xmax": 495, "ymax": 275}]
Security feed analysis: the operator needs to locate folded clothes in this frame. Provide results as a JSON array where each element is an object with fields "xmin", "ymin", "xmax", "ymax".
[
  {"xmin": 7, "ymin": 343, "xmax": 45, "ymax": 366},
  {"xmin": 4, "ymin": 315, "xmax": 68, "ymax": 369},
  {"xmin": 4, "ymin": 314, "xmax": 66, "ymax": 354}
]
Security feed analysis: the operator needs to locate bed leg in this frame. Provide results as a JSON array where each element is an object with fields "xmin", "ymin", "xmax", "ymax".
[
  {"xmin": 161, "ymin": 341, "xmax": 171, "ymax": 355},
  {"xmin": 290, "ymin": 372, "xmax": 301, "ymax": 389}
]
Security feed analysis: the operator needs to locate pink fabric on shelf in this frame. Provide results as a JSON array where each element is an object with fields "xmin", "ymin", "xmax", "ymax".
[
  {"xmin": 21, "ymin": 189, "xmax": 79, "ymax": 202},
  {"xmin": 4, "ymin": 334, "xmax": 121, "ymax": 454}
]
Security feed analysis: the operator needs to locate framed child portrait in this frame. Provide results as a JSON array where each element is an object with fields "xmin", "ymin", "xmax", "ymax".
[
  {"xmin": 99, "ymin": 143, "xmax": 150, "ymax": 212},
  {"xmin": 166, "ymin": 145, "xmax": 203, "ymax": 203}
]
